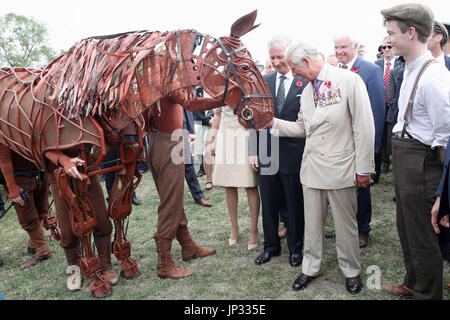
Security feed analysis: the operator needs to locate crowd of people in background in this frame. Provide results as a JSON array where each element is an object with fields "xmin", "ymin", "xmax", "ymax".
[{"xmin": 0, "ymin": 2, "xmax": 449, "ymax": 300}]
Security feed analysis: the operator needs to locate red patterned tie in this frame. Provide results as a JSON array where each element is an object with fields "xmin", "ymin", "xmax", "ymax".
[{"xmin": 384, "ymin": 61, "xmax": 391, "ymax": 101}]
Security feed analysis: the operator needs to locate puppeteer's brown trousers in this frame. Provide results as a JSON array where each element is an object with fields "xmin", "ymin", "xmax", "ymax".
[
  {"xmin": 48, "ymin": 165, "xmax": 113, "ymax": 271},
  {"xmin": 14, "ymin": 174, "xmax": 52, "ymax": 257},
  {"xmin": 148, "ymin": 130, "xmax": 188, "ymax": 239}
]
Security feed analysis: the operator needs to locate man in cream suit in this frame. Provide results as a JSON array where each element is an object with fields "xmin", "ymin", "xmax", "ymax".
[{"xmin": 269, "ymin": 42, "xmax": 375, "ymax": 294}]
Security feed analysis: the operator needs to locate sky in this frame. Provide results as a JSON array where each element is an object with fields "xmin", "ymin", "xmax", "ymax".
[{"xmin": 1, "ymin": 0, "xmax": 449, "ymax": 66}]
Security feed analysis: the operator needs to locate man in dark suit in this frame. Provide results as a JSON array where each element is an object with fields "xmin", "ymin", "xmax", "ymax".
[
  {"xmin": 428, "ymin": 21, "xmax": 450, "ymax": 69},
  {"xmin": 192, "ymin": 88, "xmax": 215, "ymax": 180},
  {"xmin": 386, "ymin": 61, "xmax": 405, "ymax": 161},
  {"xmin": 183, "ymin": 108, "xmax": 212, "ymax": 208},
  {"xmin": 432, "ymin": 139, "xmax": 450, "ymax": 275},
  {"xmin": 428, "ymin": 21, "xmax": 450, "ymax": 262},
  {"xmin": 252, "ymin": 35, "xmax": 307, "ymax": 267},
  {"xmin": 334, "ymin": 34, "xmax": 386, "ymax": 248},
  {"xmin": 375, "ymin": 37, "xmax": 405, "ymax": 174}
]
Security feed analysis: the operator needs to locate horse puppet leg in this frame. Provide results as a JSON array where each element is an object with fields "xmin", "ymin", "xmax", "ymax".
[
  {"xmin": 54, "ymin": 168, "xmax": 111, "ymax": 298},
  {"xmin": 108, "ymin": 162, "xmax": 142, "ymax": 279}
]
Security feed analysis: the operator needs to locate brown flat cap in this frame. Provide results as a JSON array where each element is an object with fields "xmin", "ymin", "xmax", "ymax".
[{"xmin": 381, "ymin": 3, "xmax": 434, "ymax": 37}]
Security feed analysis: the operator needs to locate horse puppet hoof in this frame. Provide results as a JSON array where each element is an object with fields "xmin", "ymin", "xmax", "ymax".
[
  {"xmin": 89, "ymin": 275, "xmax": 112, "ymax": 299},
  {"xmin": 120, "ymin": 258, "xmax": 140, "ymax": 279}
]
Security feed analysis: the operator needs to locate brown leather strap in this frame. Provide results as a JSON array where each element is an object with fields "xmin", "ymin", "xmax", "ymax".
[{"xmin": 401, "ymin": 59, "xmax": 438, "ymax": 138}]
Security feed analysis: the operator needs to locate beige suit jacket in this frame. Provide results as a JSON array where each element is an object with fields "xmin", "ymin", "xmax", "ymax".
[{"xmin": 275, "ymin": 63, "xmax": 375, "ymax": 190}]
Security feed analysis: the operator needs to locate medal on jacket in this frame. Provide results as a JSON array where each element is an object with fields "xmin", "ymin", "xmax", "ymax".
[{"xmin": 313, "ymin": 80, "xmax": 323, "ymax": 106}]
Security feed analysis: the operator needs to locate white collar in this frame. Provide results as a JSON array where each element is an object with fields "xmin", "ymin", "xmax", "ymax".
[
  {"xmin": 277, "ymin": 71, "xmax": 293, "ymax": 80},
  {"xmin": 406, "ymin": 51, "xmax": 433, "ymax": 74},
  {"xmin": 316, "ymin": 63, "xmax": 330, "ymax": 82},
  {"xmin": 345, "ymin": 55, "xmax": 358, "ymax": 69}
]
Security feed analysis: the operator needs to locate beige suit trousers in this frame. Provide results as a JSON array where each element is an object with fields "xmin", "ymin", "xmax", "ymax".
[{"xmin": 302, "ymin": 186, "xmax": 360, "ymax": 278}]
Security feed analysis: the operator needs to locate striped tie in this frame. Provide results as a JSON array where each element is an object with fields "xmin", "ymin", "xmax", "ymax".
[
  {"xmin": 276, "ymin": 75, "xmax": 286, "ymax": 114},
  {"xmin": 384, "ymin": 61, "xmax": 391, "ymax": 102}
]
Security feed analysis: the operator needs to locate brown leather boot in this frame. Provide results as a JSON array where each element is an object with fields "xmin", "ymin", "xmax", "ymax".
[
  {"xmin": 94, "ymin": 234, "xmax": 113, "ymax": 273},
  {"xmin": 382, "ymin": 283, "xmax": 413, "ymax": 298},
  {"xmin": 176, "ymin": 226, "xmax": 216, "ymax": 261},
  {"xmin": 153, "ymin": 233, "xmax": 194, "ymax": 279},
  {"xmin": 21, "ymin": 226, "xmax": 52, "ymax": 270}
]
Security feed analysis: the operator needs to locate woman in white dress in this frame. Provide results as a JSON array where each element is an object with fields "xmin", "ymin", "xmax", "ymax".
[{"xmin": 209, "ymin": 106, "xmax": 260, "ymax": 250}]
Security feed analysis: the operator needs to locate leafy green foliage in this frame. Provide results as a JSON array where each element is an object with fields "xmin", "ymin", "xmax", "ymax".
[{"xmin": 0, "ymin": 13, "xmax": 58, "ymax": 68}]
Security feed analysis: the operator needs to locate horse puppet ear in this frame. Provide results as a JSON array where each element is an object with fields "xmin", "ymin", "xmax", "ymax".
[{"xmin": 230, "ymin": 10, "xmax": 260, "ymax": 38}]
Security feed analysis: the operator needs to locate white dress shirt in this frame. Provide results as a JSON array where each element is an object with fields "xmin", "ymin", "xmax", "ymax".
[
  {"xmin": 436, "ymin": 53, "xmax": 446, "ymax": 66},
  {"xmin": 383, "ymin": 57, "xmax": 396, "ymax": 73},
  {"xmin": 393, "ymin": 51, "xmax": 450, "ymax": 148},
  {"xmin": 343, "ymin": 55, "xmax": 358, "ymax": 70},
  {"xmin": 275, "ymin": 71, "xmax": 294, "ymax": 98}
]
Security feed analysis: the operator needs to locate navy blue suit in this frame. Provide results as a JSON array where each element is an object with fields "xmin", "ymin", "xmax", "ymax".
[
  {"xmin": 436, "ymin": 58, "xmax": 450, "ymax": 256},
  {"xmin": 183, "ymin": 109, "xmax": 204, "ymax": 203},
  {"xmin": 256, "ymin": 72, "xmax": 307, "ymax": 255},
  {"xmin": 386, "ymin": 65, "xmax": 405, "ymax": 155},
  {"xmin": 351, "ymin": 57, "xmax": 386, "ymax": 236},
  {"xmin": 375, "ymin": 57, "xmax": 405, "ymax": 171}
]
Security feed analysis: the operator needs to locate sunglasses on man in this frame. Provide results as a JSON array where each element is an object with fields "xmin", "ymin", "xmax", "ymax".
[{"xmin": 381, "ymin": 45, "xmax": 392, "ymax": 49}]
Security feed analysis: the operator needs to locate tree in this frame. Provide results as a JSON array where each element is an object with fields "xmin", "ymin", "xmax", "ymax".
[{"xmin": 0, "ymin": 13, "xmax": 58, "ymax": 68}]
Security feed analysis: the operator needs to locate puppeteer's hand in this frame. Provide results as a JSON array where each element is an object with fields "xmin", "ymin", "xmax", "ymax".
[
  {"xmin": 356, "ymin": 174, "xmax": 372, "ymax": 189},
  {"xmin": 60, "ymin": 156, "xmax": 85, "ymax": 180},
  {"xmin": 12, "ymin": 190, "xmax": 25, "ymax": 206}
]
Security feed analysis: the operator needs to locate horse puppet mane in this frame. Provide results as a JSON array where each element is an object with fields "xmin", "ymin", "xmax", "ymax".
[{"xmin": 35, "ymin": 30, "xmax": 177, "ymax": 119}]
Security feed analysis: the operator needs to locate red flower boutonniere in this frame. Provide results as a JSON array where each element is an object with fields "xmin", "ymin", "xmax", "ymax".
[
  {"xmin": 352, "ymin": 67, "xmax": 359, "ymax": 73},
  {"xmin": 326, "ymin": 81, "xmax": 332, "ymax": 88},
  {"xmin": 296, "ymin": 80, "xmax": 303, "ymax": 87}
]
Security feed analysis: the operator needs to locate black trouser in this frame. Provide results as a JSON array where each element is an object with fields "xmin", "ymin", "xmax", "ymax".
[
  {"xmin": 392, "ymin": 136, "xmax": 443, "ymax": 300},
  {"xmin": 258, "ymin": 171, "xmax": 304, "ymax": 254}
]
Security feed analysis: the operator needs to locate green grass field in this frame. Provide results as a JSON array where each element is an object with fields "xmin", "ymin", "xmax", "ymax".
[{"xmin": 0, "ymin": 167, "xmax": 449, "ymax": 300}]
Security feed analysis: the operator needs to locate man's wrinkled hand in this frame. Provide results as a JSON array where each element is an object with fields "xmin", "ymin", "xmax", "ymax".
[{"xmin": 356, "ymin": 174, "xmax": 371, "ymax": 189}]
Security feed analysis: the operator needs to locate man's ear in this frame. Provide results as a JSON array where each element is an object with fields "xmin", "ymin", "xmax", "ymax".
[{"xmin": 408, "ymin": 26, "xmax": 417, "ymax": 40}]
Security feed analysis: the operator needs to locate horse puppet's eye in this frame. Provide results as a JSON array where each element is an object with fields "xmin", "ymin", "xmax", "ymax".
[{"xmin": 240, "ymin": 65, "xmax": 249, "ymax": 71}]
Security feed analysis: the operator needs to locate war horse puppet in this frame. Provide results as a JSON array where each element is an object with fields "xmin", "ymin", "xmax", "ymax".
[{"xmin": 0, "ymin": 10, "xmax": 273, "ymax": 297}]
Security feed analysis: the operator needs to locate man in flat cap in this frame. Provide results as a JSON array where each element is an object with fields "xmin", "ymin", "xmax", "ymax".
[{"xmin": 381, "ymin": 3, "xmax": 450, "ymax": 300}]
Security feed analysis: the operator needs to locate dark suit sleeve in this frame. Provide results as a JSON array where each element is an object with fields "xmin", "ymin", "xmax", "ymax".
[
  {"xmin": 248, "ymin": 128, "xmax": 259, "ymax": 156},
  {"xmin": 183, "ymin": 109, "xmax": 195, "ymax": 134},
  {"xmin": 193, "ymin": 111, "xmax": 211, "ymax": 126},
  {"xmin": 366, "ymin": 66, "xmax": 386, "ymax": 153},
  {"xmin": 437, "ymin": 141, "xmax": 450, "ymax": 220}
]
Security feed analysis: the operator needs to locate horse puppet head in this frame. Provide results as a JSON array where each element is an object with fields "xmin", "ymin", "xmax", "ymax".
[{"xmin": 185, "ymin": 10, "xmax": 274, "ymax": 130}]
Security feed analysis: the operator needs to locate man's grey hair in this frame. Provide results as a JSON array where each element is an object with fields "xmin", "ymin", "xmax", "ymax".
[
  {"xmin": 286, "ymin": 41, "xmax": 324, "ymax": 66},
  {"xmin": 333, "ymin": 33, "xmax": 359, "ymax": 46},
  {"xmin": 267, "ymin": 35, "xmax": 292, "ymax": 50}
]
